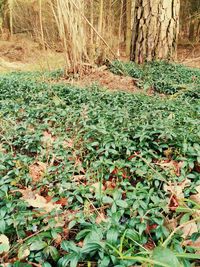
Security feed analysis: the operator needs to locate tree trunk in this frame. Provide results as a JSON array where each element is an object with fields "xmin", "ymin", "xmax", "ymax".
[{"xmin": 130, "ymin": 0, "xmax": 180, "ymax": 63}]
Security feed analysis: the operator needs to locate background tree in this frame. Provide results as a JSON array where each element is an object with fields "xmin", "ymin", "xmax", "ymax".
[{"xmin": 130, "ymin": 0, "xmax": 180, "ymax": 63}]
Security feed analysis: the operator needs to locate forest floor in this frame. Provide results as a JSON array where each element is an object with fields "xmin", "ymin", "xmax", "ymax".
[
  {"xmin": 0, "ymin": 58, "xmax": 199, "ymax": 266},
  {"xmin": 0, "ymin": 37, "xmax": 200, "ymax": 266}
]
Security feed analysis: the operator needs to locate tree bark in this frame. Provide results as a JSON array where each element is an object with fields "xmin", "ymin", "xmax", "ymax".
[{"xmin": 130, "ymin": 0, "xmax": 180, "ymax": 63}]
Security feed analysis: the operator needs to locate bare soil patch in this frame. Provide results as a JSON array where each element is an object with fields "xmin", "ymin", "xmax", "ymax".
[
  {"xmin": 177, "ymin": 44, "xmax": 200, "ymax": 68},
  {"xmin": 69, "ymin": 66, "xmax": 140, "ymax": 93}
]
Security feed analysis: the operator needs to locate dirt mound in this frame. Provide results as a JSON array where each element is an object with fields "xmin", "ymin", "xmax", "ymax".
[{"xmin": 71, "ymin": 66, "xmax": 139, "ymax": 92}]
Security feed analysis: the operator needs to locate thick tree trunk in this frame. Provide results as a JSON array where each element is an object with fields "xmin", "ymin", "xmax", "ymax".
[{"xmin": 130, "ymin": 0, "xmax": 180, "ymax": 63}]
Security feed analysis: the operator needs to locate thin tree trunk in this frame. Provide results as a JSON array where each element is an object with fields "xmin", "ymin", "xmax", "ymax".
[
  {"xmin": 39, "ymin": 0, "xmax": 45, "ymax": 50},
  {"xmin": 98, "ymin": 0, "xmax": 103, "ymax": 44},
  {"xmin": 125, "ymin": 0, "xmax": 132, "ymax": 56},
  {"xmin": 131, "ymin": 0, "xmax": 180, "ymax": 63}
]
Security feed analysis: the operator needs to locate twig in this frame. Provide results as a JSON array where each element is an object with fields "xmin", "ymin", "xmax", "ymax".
[{"xmin": 162, "ymin": 216, "xmax": 200, "ymax": 247}]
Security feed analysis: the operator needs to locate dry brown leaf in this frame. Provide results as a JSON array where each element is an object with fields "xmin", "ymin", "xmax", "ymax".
[
  {"xmin": 63, "ymin": 139, "xmax": 74, "ymax": 148},
  {"xmin": 164, "ymin": 217, "xmax": 178, "ymax": 230},
  {"xmin": 157, "ymin": 160, "xmax": 183, "ymax": 176},
  {"xmin": 95, "ymin": 212, "xmax": 107, "ymax": 224},
  {"xmin": 75, "ymin": 158, "xmax": 85, "ymax": 174},
  {"xmin": 54, "ymin": 234, "xmax": 62, "ymax": 245},
  {"xmin": 89, "ymin": 182, "xmax": 105, "ymax": 194},
  {"xmin": 183, "ymin": 237, "xmax": 200, "ymax": 248},
  {"xmin": 73, "ymin": 175, "xmax": 86, "ymax": 182},
  {"xmin": 0, "ymin": 143, "xmax": 6, "ymax": 153},
  {"xmin": 182, "ymin": 222, "xmax": 198, "ymax": 238},
  {"xmin": 42, "ymin": 131, "xmax": 55, "ymax": 147},
  {"xmin": 24, "ymin": 194, "xmax": 61, "ymax": 212},
  {"xmin": 16, "ymin": 188, "xmax": 61, "ymax": 213},
  {"xmin": 55, "ymin": 197, "xmax": 68, "ymax": 206},
  {"xmin": 29, "ymin": 161, "xmax": 47, "ymax": 183},
  {"xmin": 105, "ymin": 181, "xmax": 116, "ymax": 190},
  {"xmin": 163, "ymin": 179, "xmax": 191, "ymax": 199}
]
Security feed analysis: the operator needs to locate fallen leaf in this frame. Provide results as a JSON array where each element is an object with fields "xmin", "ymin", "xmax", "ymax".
[
  {"xmin": 29, "ymin": 161, "xmax": 47, "ymax": 183},
  {"xmin": 164, "ymin": 217, "xmax": 178, "ymax": 230},
  {"xmin": 145, "ymin": 224, "xmax": 158, "ymax": 233},
  {"xmin": 89, "ymin": 182, "xmax": 105, "ymax": 194},
  {"xmin": 163, "ymin": 179, "xmax": 191, "ymax": 200},
  {"xmin": 183, "ymin": 237, "xmax": 200, "ymax": 248},
  {"xmin": 158, "ymin": 160, "xmax": 183, "ymax": 177},
  {"xmin": 144, "ymin": 238, "xmax": 155, "ymax": 250},
  {"xmin": 95, "ymin": 212, "xmax": 107, "ymax": 224},
  {"xmin": 55, "ymin": 197, "xmax": 68, "ymax": 206},
  {"xmin": 24, "ymin": 194, "xmax": 61, "ymax": 212},
  {"xmin": 182, "ymin": 222, "xmax": 198, "ymax": 238},
  {"xmin": 42, "ymin": 131, "xmax": 55, "ymax": 147},
  {"xmin": 16, "ymin": 188, "xmax": 61, "ymax": 213},
  {"xmin": 104, "ymin": 180, "xmax": 116, "ymax": 190}
]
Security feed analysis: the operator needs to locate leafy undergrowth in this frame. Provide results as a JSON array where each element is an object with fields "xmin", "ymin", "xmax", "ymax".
[
  {"xmin": 110, "ymin": 61, "xmax": 200, "ymax": 98},
  {"xmin": 0, "ymin": 70, "xmax": 200, "ymax": 267}
]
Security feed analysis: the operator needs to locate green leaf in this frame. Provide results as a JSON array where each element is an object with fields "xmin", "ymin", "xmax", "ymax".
[
  {"xmin": 102, "ymin": 196, "xmax": 113, "ymax": 204},
  {"xmin": 47, "ymin": 246, "xmax": 60, "ymax": 261},
  {"xmin": 116, "ymin": 200, "xmax": 128, "ymax": 208},
  {"xmin": 30, "ymin": 241, "xmax": 47, "ymax": 251},
  {"xmin": 0, "ymin": 219, "xmax": 6, "ymax": 233},
  {"xmin": 175, "ymin": 253, "xmax": 200, "ymax": 260},
  {"xmin": 153, "ymin": 247, "xmax": 181, "ymax": 267},
  {"xmin": 180, "ymin": 213, "xmax": 190, "ymax": 224},
  {"xmin": 106, "ymin": 228, "xmax": 119, "ymax": 244},
  {"xmin": 42, "ymin": 263, "xmax": 52, "ymax": 267},
  {"xmin": 81, "ymin": 242, "xmax": 103, "ymax": 254}
]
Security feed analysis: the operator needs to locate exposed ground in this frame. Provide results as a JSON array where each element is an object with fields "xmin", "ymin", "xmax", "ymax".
[{"xmin": 0, "ymin": 38, "xmax": 200, "ymax": 93}]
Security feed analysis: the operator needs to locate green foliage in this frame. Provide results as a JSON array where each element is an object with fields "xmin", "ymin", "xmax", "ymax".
[
  {"xmin": 0, "ymin": 70, "xmax": 199, "ymax": 266},
  {"xmin": 111, "ymin": 60, "xmax": 200, "ymax": 98}
]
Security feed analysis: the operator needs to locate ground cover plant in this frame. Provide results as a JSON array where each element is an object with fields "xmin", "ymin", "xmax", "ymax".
[
  {"xmin": 110, "ymin": 61, "xmax": 200, "ymax": 98},
  {"xmin": 0, "ymin": 64, "xmax": 200, "ymax": 267}
]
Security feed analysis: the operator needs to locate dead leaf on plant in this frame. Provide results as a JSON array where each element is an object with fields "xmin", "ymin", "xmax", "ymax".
[
  {"xmin": 169, "ymin": 194, "xmax": 179, "ymax": 211},
  {"xmin": 29, "ymin": 161, "xmax": 47, "ymax": 183}
]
